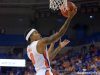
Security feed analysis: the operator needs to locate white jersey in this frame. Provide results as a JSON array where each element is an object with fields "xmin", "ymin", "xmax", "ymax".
[{"xmin": 27, "ymin": 41, "xmax": 51, "ymax": 72}]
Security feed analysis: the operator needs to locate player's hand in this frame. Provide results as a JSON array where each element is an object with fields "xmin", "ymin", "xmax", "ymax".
[
  {"xmin": 68, "ymin": 2, "xmax": 77, "ymax": 19},
  {"xmin": 59, "ymin": 39, "xmax": 70, "ymax": 48}
]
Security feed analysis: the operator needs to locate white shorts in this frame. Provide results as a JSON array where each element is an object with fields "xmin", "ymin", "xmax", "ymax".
[{"xmin": 36, "ymin": 68, "xmax": 53, "ymax": 75}]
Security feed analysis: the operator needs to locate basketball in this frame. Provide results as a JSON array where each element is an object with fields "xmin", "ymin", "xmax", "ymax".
[{"xmin": 60, "ymin": 2, "xmax": 76, "ymax": 17}]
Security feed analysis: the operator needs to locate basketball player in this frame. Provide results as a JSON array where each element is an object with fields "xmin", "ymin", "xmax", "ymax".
[
  {"xmin": 25, "ymin": 4, "xmax": 77, "ymax": 75},
  {"xmin": 48, "ymin": 39, "xmax": 70, "ymax": 61}
]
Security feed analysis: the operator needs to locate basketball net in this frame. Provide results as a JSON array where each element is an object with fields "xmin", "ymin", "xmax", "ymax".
[{"xmin": 49, "ymin": 0, "xmax": 67, "ymax": 10}]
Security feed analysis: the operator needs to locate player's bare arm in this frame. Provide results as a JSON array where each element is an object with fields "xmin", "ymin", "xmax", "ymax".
[
  {"xmin": 48, "ymin": 43, "xmax": 55, "ymax": 57},
  {"xmin": 49, "ymin": 39, "xmax": 70, "ymax": 61},
  {"xmin": 37, "ymin": 5, "xmax": 77, "ymax": 54}
]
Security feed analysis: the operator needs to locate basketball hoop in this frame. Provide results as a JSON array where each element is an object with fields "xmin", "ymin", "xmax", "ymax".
[{"xmin": 49, "ymin": 0, "xmax": 68, "ymax": 10}]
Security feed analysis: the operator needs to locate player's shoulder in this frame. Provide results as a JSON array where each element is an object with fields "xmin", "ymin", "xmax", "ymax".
[
  {"xmin": 28, "ymin": 41, "xmax": 38, "ymax": 47},
  {"xmin": 27, "ymin": 41, "xmax": 37, "ymax": 51},
  {"xmin": 32, "ymin": 41, "xmax": 38, "ymax": 45}
]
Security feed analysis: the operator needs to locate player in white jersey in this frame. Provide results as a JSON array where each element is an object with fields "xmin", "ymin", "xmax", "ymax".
[
  {"xmin": 27, "ymin": 40, "xmax": 52, "ymax": 75},
  {"xmin": 25, "ymin": 5, "xmax": 77, "ymax": 75}
]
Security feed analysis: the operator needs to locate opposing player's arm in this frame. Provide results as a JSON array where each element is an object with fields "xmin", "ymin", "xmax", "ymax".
[
  {"xmin": 37, "ymin": 6, "xmax": 77, "ymax": 54},
  {"xmin": 49, "ymin": 39, "xmax": 70, "ymax": 61},
  {"xmin": 48, "ymin": 43, "xmax": 55, "ymax": 57}
]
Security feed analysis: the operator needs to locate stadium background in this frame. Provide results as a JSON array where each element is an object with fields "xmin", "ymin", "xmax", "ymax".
[{"xmin": 0, "ymin": 0, "xmax": 99, "ymax": 75}]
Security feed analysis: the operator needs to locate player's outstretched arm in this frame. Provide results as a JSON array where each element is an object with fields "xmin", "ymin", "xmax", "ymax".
[
  {"xmin": 49, "ymin": 39, "xmax": 70, "ymax": 61},
  {"xmin": 48, "ymin": 43, "xmax": 55, "ymax": 57},
  {"xmin": 37, "ymin": 5, "xmax": 77, "ymax": 54}
]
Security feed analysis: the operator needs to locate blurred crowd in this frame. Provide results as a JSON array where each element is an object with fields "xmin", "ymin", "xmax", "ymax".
[
  {"xmin": 0, "ymin": 44, "xmax": 99, "ymax": 75},
  {"xmin": 51, "ymin": 44, "xmax": 100, "ymax": 75}
]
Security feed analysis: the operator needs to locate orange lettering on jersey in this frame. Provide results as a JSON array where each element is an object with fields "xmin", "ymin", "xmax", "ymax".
[
  {"xmin": 30, "ymin": 53, "xmax": 35, "ymax": 65},
  {"xmin": 27, "ymin": 48, "xmax": 35, "ymax": 65}
]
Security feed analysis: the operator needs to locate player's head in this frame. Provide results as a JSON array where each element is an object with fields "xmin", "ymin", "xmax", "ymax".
[{"xmin": 25, "ymin": 28, "xmax": 41, "ymax": 43}]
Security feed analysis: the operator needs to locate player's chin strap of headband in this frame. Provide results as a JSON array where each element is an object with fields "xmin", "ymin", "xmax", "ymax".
[{"xmin": 26, "ymin": 29, "xmax": 36, "ymax": 41}]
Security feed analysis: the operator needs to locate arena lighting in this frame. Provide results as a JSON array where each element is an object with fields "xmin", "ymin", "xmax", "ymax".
[
  {"xmin": 90, "ymin": 15, "xmax": 93, "ymax": 19},
  {"xmin": 0, "ymin": 59, "xmax": 26, "ymax": 67}
]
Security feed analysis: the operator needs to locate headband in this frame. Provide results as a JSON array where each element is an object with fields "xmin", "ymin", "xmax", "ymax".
[{"xmin": 26, "ymin": 29, "xmax": 36, "ymax": 41}]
